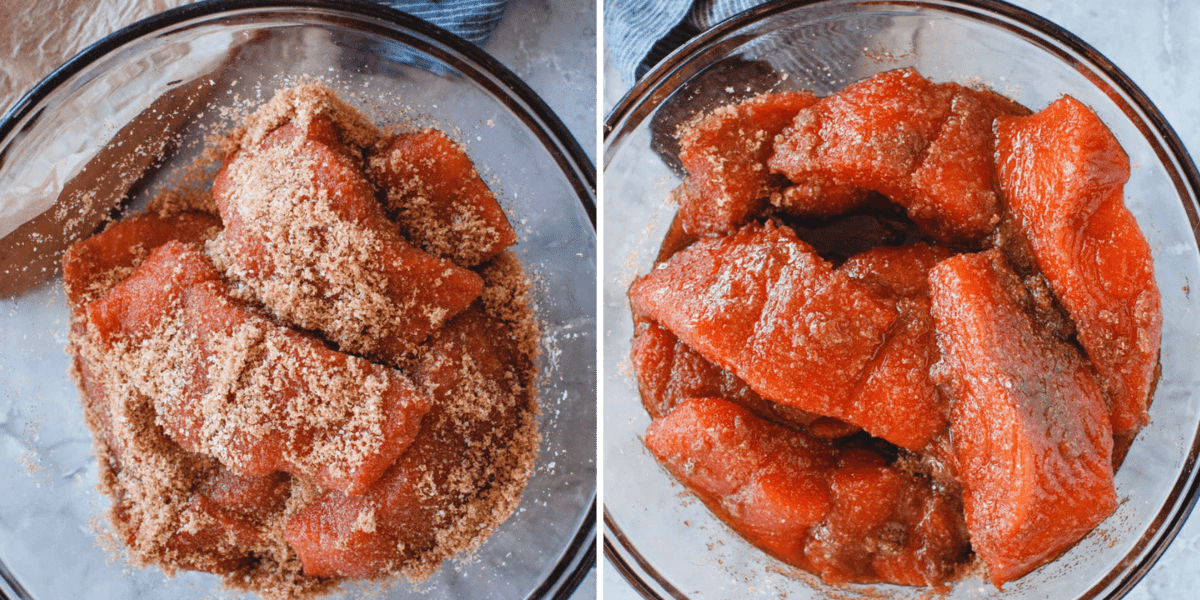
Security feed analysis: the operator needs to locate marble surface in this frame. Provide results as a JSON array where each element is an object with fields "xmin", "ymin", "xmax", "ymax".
[
  {"xmin": 601, "ymin": 0, "xmax": 1200, "ymax": 598},
  {"xmin": 0, "ymin": 0, "xmax": 597, "ymax": 598}
]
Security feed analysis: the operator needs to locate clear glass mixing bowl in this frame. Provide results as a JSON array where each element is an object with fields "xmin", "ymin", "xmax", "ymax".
[
  {"xmin": 603, "ymin": 1, "xmax": 1200, "ymax": 598},
  {"xmin": 0, "ymin": 1, "xmax": 596, "ymax": 598}
]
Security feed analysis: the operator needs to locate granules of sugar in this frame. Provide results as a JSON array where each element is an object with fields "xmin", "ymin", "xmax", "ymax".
[{"xmin": 65, "ymin": 82, "xmax": 542, "ymax": 600}]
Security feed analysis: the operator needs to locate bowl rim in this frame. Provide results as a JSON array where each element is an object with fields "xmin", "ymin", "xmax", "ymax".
[
  {"xmin": 0, "ymin": 0, "xmax": 597, "ymax": 225},
  {"xmin": 0, "ymin": 1, "xmax": 596, "ymax": 598},
  {"xmin": 601, "ymin": 0, "xmax": 1200, "ymax": 598}
]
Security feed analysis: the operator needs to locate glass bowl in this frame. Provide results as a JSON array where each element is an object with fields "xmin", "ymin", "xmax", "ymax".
[
  {"xmin": 0, "ymin": 1, "xmax": 596, "ymax": 598},
  {"xmin": 602, "ymin": 0, "xmax": 1200, "ymax": 598}
]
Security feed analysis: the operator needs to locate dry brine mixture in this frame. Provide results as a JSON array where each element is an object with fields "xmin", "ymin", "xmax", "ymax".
[
  {"xmin": 629, "ymin": 68, "xmax": 1162, "ymax": 590},
  {"xmin": 62, "ymin": 83, "xmax": 541, "ymax": 599}
]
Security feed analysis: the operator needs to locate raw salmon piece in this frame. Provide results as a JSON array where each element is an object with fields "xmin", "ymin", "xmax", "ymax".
[
  {"xmin": 631, "ymin": 320, "xmax": 859, "ymax": 437},
  {"xmin": 677, "ymin": 91, "xmax": 818, "ymax": 235},
  {"xmin": 63, "ymin": 211, "xmax": 221, "ymax": 310},
  {"xmin": 768, "ymin": 177, "xmax": 868, "ymax": 218},
  {"xmin": 803, "ymin": 449, "xmax": 970, "ymax": 587},
  {"xmin": 839, "ymin": 243, "xmax": 952, "ymax": 299},
  {"xmin": 839, "ymin": 244, "xmax": 954, "ymax": 450},
  {"xmin": 770, "ymin": 69, "xmax": 953, "ymax": 201},
  {"xmin": 179, "ymin": 281, "xmax": 431, "ymax": 495},
  {"xmin": 845, "ymin": 298, "xmax": 945, "ymax": 450},
  {"xmin": 907, "ymin": 91, "xmax": 1003, "ymax": 243},
  {"xmin": 284, "ymin": 307, "xmax": 532, "ymax": 578},
  {"xmin": 644, "ymin": 397, "xmax": 836, "ymax": 564},
  {"xmin": 929, "ymin": 250, "xmax": 1116, "ymax": 587},
  {"xmin": 965, "ymin": 87, "xmax": 1032, "ymax": 120},
  {"xmin": 646, "ymin": 398, "xmax": 969, "ymax": 586},
  {"xmin": 85, "ymin": 240, "xmax": 220, "ymax": 346},
  {"xmin": 370, "ymin": 128, "xmax": 517, "ymax": 267},
  {"xmin": 629, "ymin": 320, "xmax": 676, "ymax": 419},
  {"xmin": 166, "ymin": 470, "xmax": 291, "ymax": 568},
  {"xmin": 283, "ymin": 401, "xmax": 520, "ymax": 578},
  {"xmin": 628, "ymin": 221, "xmax": 902, "ymax": 445},
  {"xmin": 771, "ymin": 69, "xmax": 1010, "ymax": 245},
  {"xmin": 214, "ymin": 117, "xmax": 483, "ymax": 365},
  {"xmin": 995, "ymin": 95, "xmax": 1161, "ymax": 437}
]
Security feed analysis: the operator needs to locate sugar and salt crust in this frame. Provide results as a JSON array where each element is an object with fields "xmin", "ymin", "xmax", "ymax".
[
  {"xmin": 65, "ymin": 82, "xmax": 542, "ymax": 600},
  {"xmin": 85, "ymin": 241, "xmax": 433, "ymax": 496},
  {"xmin": 212, "ymin": 84, "xmax": 483, "ymax": 366},
  {"xmin": 283, "ymin": 255, "xmax": 541, "ymax": 581},
  {"xmin": 638, "ymin": 69, "xmax": 1162, "ymax": 589},
  {"xmin": 368, "ymin": 127, "xmax": 519, "ymax": 268}
]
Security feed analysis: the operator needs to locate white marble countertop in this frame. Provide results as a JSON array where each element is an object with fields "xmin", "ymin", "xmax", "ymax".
[{"xmin": 601, "ymin": 0, "xmax": 1199, "ymax": 598}]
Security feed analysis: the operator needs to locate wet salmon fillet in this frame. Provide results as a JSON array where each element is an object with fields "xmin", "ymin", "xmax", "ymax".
[
  {"xmin": 87, "ymin": 241, "xmax": 433, "ymax": 496},
  {"xmin": 904, "ymin": 90, "xmax": 1006, "ymax": 243},
  {"xmin": 677, "ymin": 91, "xmax": 818, "ymax": 235},
  {"xmin": 646, "ymin": 398, "xmax": 969, "ymax": 586},
  {"xmin": 995, "ymin": 95, "xmax": 1161, "ymax": 438},
  {"xmin": 929, "ymin": 250, "xmax": 1116, "ymax": 587},
  {"xmin": 838, "ymin": 244, "xmax": 953, "ymax": 450},
  {"xmin": 804, "ymin": 448, "xmax": 970, "ymax": 587},
  {"xmin": 628, "ymin": 221, "xmax": 909, "ymax": 445},
  {"xmin": 370, "ymin": 128, "xmax": 517, "ymax": 267},
  {"xmin": 631, "ymin": 320, "xmax": 859, "ymax": 437},
  {"xmin": 769, "ymin": 69, "xmax": 1017, "ymax": 245},
  {"xmin": 645, "ymin": 398, "xmax": 835, "ymax": 565},
  {"xmin": 769, "ymin": 176, "xmax": 868, "ymax": 218},
  {"xmin": 839, "ymin": 243, "xmax": 952, "ymax": 299},
  {"xmin": 214, "ymin": 118, "xmax": 483, "ymax": 365}
]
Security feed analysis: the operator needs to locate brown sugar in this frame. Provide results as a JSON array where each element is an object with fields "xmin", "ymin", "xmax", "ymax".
[
  {"xmin": 369, "ymin": 127, "xmax": 518, "ymax": 268},
  {"xmin": 64, "ymin": 82, "xmax": 541, "ymax": 600},
  {"xmin": 212, "ymin": 98, "xmax": 483, "ymax": 366},
  {"xmin": 88, "ymin": 241, "xmax": 433, "ymax": 496}
]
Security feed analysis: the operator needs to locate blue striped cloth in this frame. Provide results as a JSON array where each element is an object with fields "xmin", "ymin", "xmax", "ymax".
[
  {"xmin": 606, "ymin": 0, "xmax": 767, "ymax": 88},
  {"xmin": 381, "ymin": 0, "xmax": 509, "ymax": 46},
  {"xmin": 362, "ymin": 1, "xmax": 509, "ymax": 73}
]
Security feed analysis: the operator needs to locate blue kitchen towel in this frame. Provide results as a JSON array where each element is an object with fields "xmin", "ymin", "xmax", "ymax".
[
  {"xmin": 380, "ymin": 0, "xmax": 509, "ymax": 46},
  {"xmin": 362, "ymin": 0, "xmax": 509, "ymax": 73},
  {"xmin": 606, "ymin": 0, "xmax": 768, "ymax": 87}
]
